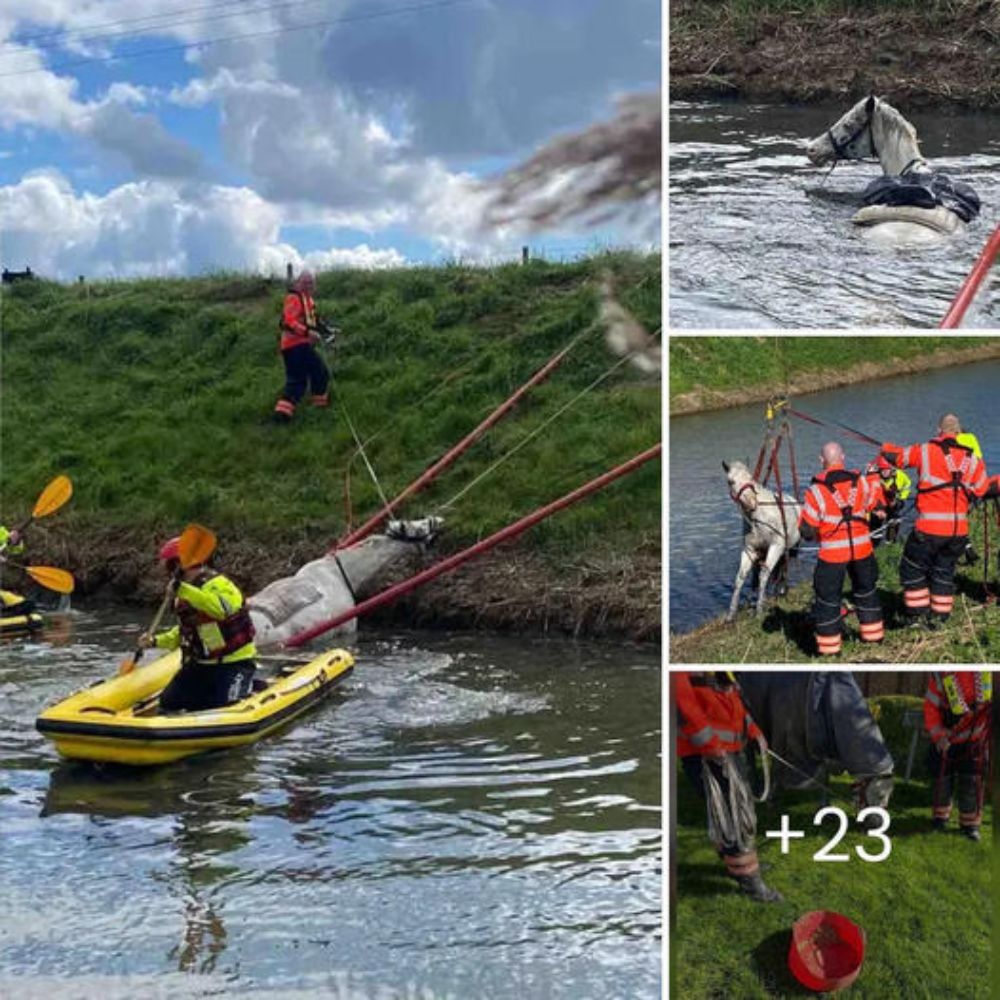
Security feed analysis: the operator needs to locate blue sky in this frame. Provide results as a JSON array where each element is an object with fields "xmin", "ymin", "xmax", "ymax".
[{"xmin": 0, "ymin": 0, "xmax": 660, "ymax": 279}]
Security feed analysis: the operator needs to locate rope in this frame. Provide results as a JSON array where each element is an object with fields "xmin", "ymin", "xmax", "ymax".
[
  {"xmin": 434, "ymin": 332, "xmax": 660, "ymax": 514},
  {"xmin": 704, "ymin": 754, "xmax": 757, "ymax": 853},
  {"xmin": 338, "ymin": 399, "xmax": 392, "ymax": 512}
]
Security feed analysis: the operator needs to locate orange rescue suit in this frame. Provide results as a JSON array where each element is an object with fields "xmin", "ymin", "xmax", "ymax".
[
  {"xmin": 279, "ymin": 291, "xmax": 318, "ymax": 351},
  {"xmin": 799, "ymin": 463, "xmax": 878, "ymax": 563},
  {"xmin": 676, "ymin": 672, "xmax": 762, "ymax": 757},
  {"xmin": 883, "ymin": 437, "xmax": 988, "ymax": 538}
]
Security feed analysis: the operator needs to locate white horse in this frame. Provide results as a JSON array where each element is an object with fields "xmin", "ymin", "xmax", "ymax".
[
  {"xmin": 723, "ymin": 461, "xmax": 801, "ymax": 622},
  {"xmin": 805, "ymin": 95, "xmax": 979, "ymax": 245}
]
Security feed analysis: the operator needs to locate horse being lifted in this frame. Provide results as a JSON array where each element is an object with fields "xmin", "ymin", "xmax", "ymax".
[
  {"xmin": 806, "ymin": 95, "xmax": 980, "ymax": 244},
  {"xmin": 723, "ymin": 460, "xmax": 801, "ymax": 622}
]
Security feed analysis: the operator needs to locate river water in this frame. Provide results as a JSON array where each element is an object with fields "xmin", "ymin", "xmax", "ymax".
[
  {"xmin": 669, "ymin": 358, "xmax": 1000, "ymax": 634},
  {"xmin": 0, "ymin": 611, "xmax": 661, "ymax": 999},
  {"xmin": 669, "ymin": 99, "xmax": 1000, "ymax": 328}
]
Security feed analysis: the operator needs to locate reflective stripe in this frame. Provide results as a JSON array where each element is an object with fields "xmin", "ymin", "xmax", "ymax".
[
  {"xmin": 689, "ymin": 726, "xmax": 713, "ymax": 747},
  {"xmin": 820, "ymin": 535, "xmax": 872, "ymax": 550},
  {"xmin": 920, "ymin": 511, "xmax": 968, "ymax": 522},
  {"xmin": 925, "ymin": 689, "xmax": 941, "ymax": 707}
]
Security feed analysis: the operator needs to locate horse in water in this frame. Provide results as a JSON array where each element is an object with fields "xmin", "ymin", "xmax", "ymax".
[
  {"xmin": 723, "ymin": 460, "xmax": 801, "ymax": 622},
  {"xmin": 806, "ymin": 95, "xmax": 980, "ymax": 244}
]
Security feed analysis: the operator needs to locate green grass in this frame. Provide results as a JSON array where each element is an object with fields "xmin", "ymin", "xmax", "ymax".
[
  {"xmin": 669, "ymin": 336, "xmax": 998, "ymax": 401},
  {"xmin": 671, "ymin": 518, "xmax": 1000, "ymax": 662},
  {"xmin": 673, "ymin": 706, "xmax": 992, "ymax": 999},
  {"xmin": 0, "ymin": 254, "xmax": 660, "ymax": 562}
]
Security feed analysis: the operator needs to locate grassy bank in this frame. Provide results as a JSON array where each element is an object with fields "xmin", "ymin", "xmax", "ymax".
[
  {"xmin": 670, "ymin": 0, "xmax": 1000, "ymax": 109},
  {"xmin": 0, "ymin": 253, "xmax": 661, "ymax": 639},
  {"xmin": 671, "ymin": 517, "xmax": 1000, "ymax": 662},
  {"xmin": 673, "ymin": 696, "xmax": 992, "ymax": 998},
  {"xmin": 670, "ymin": 336, "xmax": 1000, "ymax": 415}
]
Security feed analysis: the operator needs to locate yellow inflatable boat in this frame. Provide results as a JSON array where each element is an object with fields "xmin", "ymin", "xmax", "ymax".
[
  {"xmin": 36, "ymin": 647, "xmax": 354, "ymax": 766},
  {"xmin": 0, "ymin": 589, "xmax": 43, "ymax": 634}
]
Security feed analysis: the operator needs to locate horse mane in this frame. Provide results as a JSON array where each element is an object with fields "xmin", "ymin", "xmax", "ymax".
[{"xmin": 871, "ymin": 97, "xmax": 924, "ymax": 173}]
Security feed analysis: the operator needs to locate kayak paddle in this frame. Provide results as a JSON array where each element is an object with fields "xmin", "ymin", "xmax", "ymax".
[
  {"xmin": 15, "ymin": 475, "xmax": 73, "ymax": 533},
  {"xmin": 0, "ymin": 559, "xmax": 75, "ymax": 594},
  {"xmin": 118, "ymin": 523, "xmax": 217, "ymax": 676}
]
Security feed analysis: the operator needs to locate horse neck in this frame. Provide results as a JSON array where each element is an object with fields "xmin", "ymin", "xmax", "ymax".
[{"xmin": 872, "ymin": 108, "xmax": 923, "ymax": 176}]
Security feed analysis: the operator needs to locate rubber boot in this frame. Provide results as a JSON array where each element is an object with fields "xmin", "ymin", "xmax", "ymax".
[
  {"xmin": 736, "ymin": 872, "xmax": 783, "ymax": 903},
  {"xmin": 932, "ymin": 818, "xmax": 948, "ymax": 833},
  {"xmin": 906, "ymin": 610, "xmax": 930, "ymax": 630},
  {"xmin": 960, "ymin": 825, "xmax": 981, "ymax": 842}
]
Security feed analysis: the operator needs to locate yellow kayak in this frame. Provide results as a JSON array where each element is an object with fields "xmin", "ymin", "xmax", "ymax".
[
  {"xmin": 0, "ymin": 589, "xmax": 43, "ymax": 633},
  {"xmin": 36, "ymin": 647, "xmax": 354, "ymax": 766}
]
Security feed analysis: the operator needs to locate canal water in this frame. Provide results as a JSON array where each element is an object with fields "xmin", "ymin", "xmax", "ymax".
[
  {"xmin": 0, "ymin": 612, "xmax": 661, "ymax": 999},
  {"xmin": 669, "ymin": 358, "xmax": 1000, "ymax": 633},
  {"xmin": 670, "ymin": 99, "xmax": 1000, "ymax": 328}
]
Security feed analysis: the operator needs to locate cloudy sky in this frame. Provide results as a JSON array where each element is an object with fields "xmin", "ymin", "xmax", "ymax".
[{"xmin": 0, "ymin": 0, "xmax": 659, "ymax": 279}]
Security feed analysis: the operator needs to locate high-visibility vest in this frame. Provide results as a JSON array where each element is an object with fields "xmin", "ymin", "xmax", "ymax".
[
  {"xmin": 279, "ymin": 291, "xmax": 318, "ymax": 351},
  {"xmin": 155, "ymin": 571, "xmax": 257, "ymax": 664},
  {"xmin": 956, "ymin": 432, "xmax": 982, "ymax": 459},
  {"xmin": 924, "ymin": 671, "xmax": 992, "ymax": 745},
  {"xmin": 676, "ymin": 672, "xmax": 762, "ymax": 757},
  {"xmin": 800, "ymin": 465, "xmax": 876, "ymax": 563},
  {"xmin": 886, "ymin": 437, "xmax": 988, "ymax": 537}
]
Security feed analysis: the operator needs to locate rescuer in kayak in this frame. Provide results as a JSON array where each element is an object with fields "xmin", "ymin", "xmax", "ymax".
[
  {"xmin": 139, "ymin": 537, "xmax": 257, "ymax": 712},
  {"xmin": 0, "ymin": 525, "xmax": 34, "ymax": 618}
]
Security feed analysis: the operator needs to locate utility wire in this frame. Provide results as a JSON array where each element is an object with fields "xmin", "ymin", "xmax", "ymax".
[
  {"xmin": 0, "ymin": 0, "xmax": 295, "ymax": 54},
  {"xmin": 0, "ymin": 0, "xmax": 478, "ymax": 80}
]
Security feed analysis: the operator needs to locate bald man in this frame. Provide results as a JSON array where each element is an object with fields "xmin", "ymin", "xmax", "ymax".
[
  {"xmin": 882, "ymin": 415, "xmax": 989, "ymax": 626},
  {"xmin": 799, "ymin": 442, "xmax": 884, "ymax": 656}
]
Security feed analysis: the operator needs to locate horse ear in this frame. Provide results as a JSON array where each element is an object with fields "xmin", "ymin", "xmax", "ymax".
[
  {"xmin": 865, "ymin": 95, "xmax": 876, "ymax": 114},
  {"xmin": 722, "ymin": 460, "xmax": 730, "ymax": 473}
]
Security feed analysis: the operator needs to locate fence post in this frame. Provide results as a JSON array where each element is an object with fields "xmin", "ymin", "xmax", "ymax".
[
  {"xmin": 521, "ymin": 246, "xmax": 529, "ymax": 265},
  {"xmin": 286, "ymin": 262, "xmax": 293, "ymax": 284}
]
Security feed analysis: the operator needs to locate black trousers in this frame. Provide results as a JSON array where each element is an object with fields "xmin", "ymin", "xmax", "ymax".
[
  {"xmin": 927, "ymin": 741, "xmax": 984, "ymax": 825},
  {"xmin": 159, "ymin": 660, "xmax": 256, "ymax": 713},
  {"xmin": 813, "ymin": 554, "xmax": 881, "ymax": 636},
  {"xmin": 901, "ymin": 530, "xmax": 965, "ymax": 593},
  {"xmin": 280, "ymin": 344, "xmax": 329, "ymax": 405}
]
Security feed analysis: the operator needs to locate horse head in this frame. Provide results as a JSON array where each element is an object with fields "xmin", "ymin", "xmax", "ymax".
[
  {"xmin": 723, "ymin": 459, "xmax": 758, "ymax": 512},
  {"xmin": 806, "ymin": 95, "xmax": 879, "ymax": 166}
]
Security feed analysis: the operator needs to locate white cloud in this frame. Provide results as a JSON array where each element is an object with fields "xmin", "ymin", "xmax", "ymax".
[{"xmin": 0, "ymin": 171, "xmax": 408, "ymax": 279}]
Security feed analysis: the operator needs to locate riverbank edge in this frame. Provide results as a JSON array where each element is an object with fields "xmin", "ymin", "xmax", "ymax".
[
  {"xmin": 670, "ymin": 342, "xmax": 1000, "ymax": 416},
  {"xmin": 669, "ymin": 2, "xmax": 1000, "ymax": 110},
  {"xmin": 32, "ymin": 526, "xmax": 661, "ymax": 644}
]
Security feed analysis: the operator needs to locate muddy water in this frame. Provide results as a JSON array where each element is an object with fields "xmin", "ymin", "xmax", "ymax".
[
  {"xmin": 0, "ymin": 611, "xmax": 661, "ymax": 999},
  {"xmin": 669, "ymin": 99, "xmax": 1000, "ymax": 328},
  {"xmin": 669, "ymin": 359, "xmax": 1000, "ymax": 633}
]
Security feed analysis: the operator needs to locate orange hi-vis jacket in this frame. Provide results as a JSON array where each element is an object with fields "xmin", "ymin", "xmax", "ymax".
[
  {"xmin": 676, "ymin": 673, "xmax": 762, "ymax": 757},
  {"xmin": 800, "ymin": 463, "xmax": 878, "ymax": 563},
  {"xmin": 924, "ymin": 671, "xmax": 992, "ymax": 746},
  {"xmin": 883, "ymin": 437, "xmax": 988, "ymax": 538},
  {"xmin": 279, "ymin": 291, "xmax": 318, "ymax": 351}
]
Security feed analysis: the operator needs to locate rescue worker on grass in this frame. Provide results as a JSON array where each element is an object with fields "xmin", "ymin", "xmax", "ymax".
[
  {"xmin": 882, "ymin": 414, "xmax": 989, "ymax": 627},
  {"xmin": 138, "ymin": 537, "xmax": 257, "ymax": 712},
  {"xmin": 924, "ymin": 671, "xmax": 991, "ymax": 841},
  {"xmin": 864, "ymin": 455, "xmax": 911, "ymax": 545},
  {"xmin": 799, "ymin": 441, "xmax": 884, "ymax": 657},
  {"xmin": 273, "ymin": 270, "xmax": 333, "ymax": 423},
  {"xmin": 676, "ymin": 671, "xmax": 781, "ymax": 903}
]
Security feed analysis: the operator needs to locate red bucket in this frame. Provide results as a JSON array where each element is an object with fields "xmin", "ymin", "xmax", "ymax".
[{"xmin": 788, "ymin": 910, "xmax": 865, "ymax": 993}]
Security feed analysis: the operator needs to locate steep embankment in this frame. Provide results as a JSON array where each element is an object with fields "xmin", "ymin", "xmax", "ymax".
[
  {"xmin": 670, "ymin": 0, "xmax": 1000, "ymax": 109},
  {"xmin": 670, "ymin": 336, "xmax": 1000, "ymax": 415},
  {"xmin": 671, "ymin": 518, "xmax": 1000, "ymax": 663},
  {"xmin": 0, "ymin": 254, "xmax": 661, "ymax": 640}
]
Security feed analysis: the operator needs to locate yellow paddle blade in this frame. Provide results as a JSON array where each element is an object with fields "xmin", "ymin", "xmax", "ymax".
[
  {"xmin": 178, "ymin": 523, "xmax": 216, "ymax": 569},
  {"xmin": 32, "ymin": 476, "xmax": 73, "ymax": 519},
  {"xmin": 26, "ymin": 565, "xmax": 75, "ymax": 594}
]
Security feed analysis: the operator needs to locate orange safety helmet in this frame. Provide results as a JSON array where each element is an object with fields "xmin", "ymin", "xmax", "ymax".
[{"xmin": 158, "ymin": 536, "xmax": 181, "ymax": 563}]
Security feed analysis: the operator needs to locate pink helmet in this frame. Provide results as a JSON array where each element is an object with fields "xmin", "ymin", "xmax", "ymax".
[
  {"xmin": 159, "ymin": 536, "xmax": 181, "ymax": 562},
  {"xmin": 292, "ymin": 270, "xmax": 315, "ymax": 293}
]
